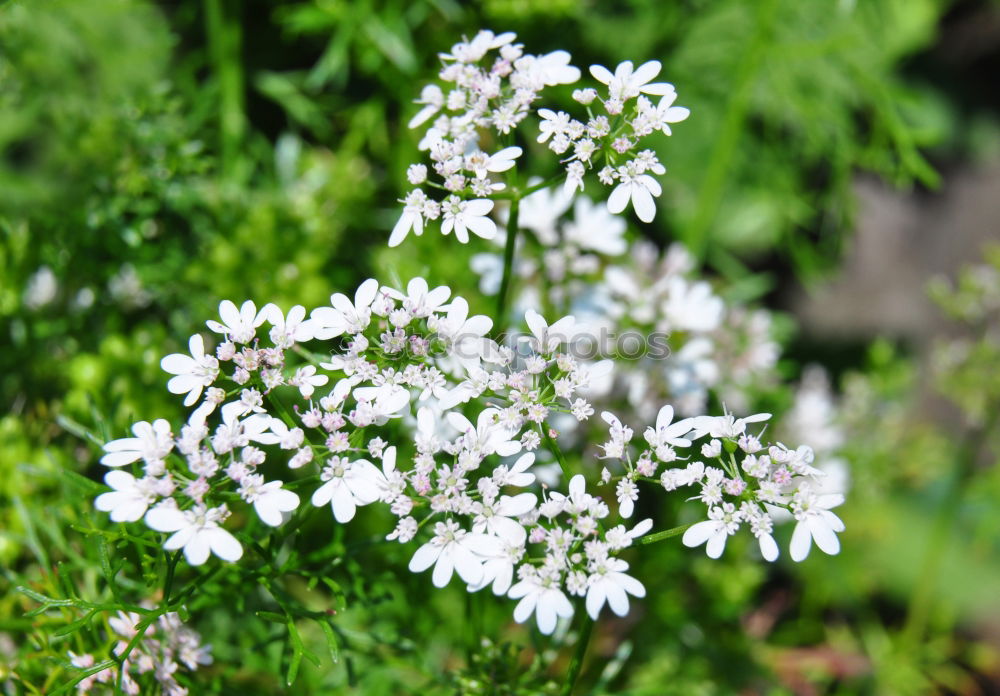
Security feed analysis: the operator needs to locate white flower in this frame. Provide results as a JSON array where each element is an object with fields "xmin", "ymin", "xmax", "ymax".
[
  {"xmin": 431, "ymin": 297, "xmax": 495, "ymax": 370},
  {"xmin": 161, "ymin": 334, "xmax": 220, "ymax": 407},
  {"xmin": 289, "ymin": 365, "xmax": 328, "ymax": 399},
  {"xmin": 263, "ymin": 304, "xmax": 315, "ymax": 347},
  {"xmin": 517, "ymin": 181, "xmax": 574, "ymax": 245},
  {"xmin": 441, "ymin": 197, "xmax": 497, "ymax": 243},
  {"xmin": 682, "ymin": 503, "xmax": 742, "ymax": 559},
  {"xmin": 447, "ymin": 408, "xmax": 521, "ymax": 459},
  {"xmin": 408, "ymin": 520, "xmax": 502, "ymax": 588},
  {"xmin": 408, "ymin": 84, "xmax": 444, "ymax": 129},
  {"xmin": 382, "ymin": 277, "xmax": 451, "ymax": 318},
  {"xmin": 524, "ymin": 309, "xmax": 578, "ymax": 354},
  {"xmin": 351, "ymin": 385, "xmax": 411, "ymax": 425},
  {"xmin": 647, "ymin": 91, "xmax": 690, "ymax": 135},
  {"xmin": 311, "ymin": 278, "xmax": 379, "ymax": 339},
  {"xmin": 389, "ymin": 189, "xmax": 432, "ymax": 248},
  {"xmin": 643, "ymin": 404, "xmax": 694, "ymax": 454},
  {"xmin": 615, "ymin": 479, "xmax": 638, "ymax": 518},
  {"xmin": 536, "ymin": 109, "xmax": 572, "ymax": 144},
  {"xmin": 607, "ymin": 170, "xmax": 662, "ymax": 223},
  {"xmin": 468, "ymin": 546, "xmax": 520, "ymax": 595},
  {"xmin": 495, "ymin": 452, "xmax": 536, "ymax": 487},
  {"xmin": 206, "ymin": 300, "xmax": 268, "ymax": 344},
  {"xmin": 589, "ymin": 60, "xmax": 674, "ymax": 101},
  {"xmin": 508, "ymin": 573, "xmax": 574, "ymax": 635},
  {"xmin": 468, "ymin": 146, "xmax": 522, "ymax": 178},
  {"xmin": 101, "ymin": 419, "xmax": 173, "ymax": 470},
  {"xmin": 311, "ymin": 457, "xmax": 384, "ymax": 523},
  {"xmin": 473, "ymin": 492, "xmax": 537, "ymax": 545},
  {"xmin": 790, "ymin": 491, "xmax": 845, "ymax": 562},
  {"xmin": 238, "ymin": 475, "xmax": 300, "ymax": 527},
  {"xmin": 687, "ymin": 411, "xmax": 772, "ymax": 440},
  {"xmin": 563, "ymin": 196, "xmax": 627, "ymax": 255},
  {"xmin": 145, "ymin": 504, "xmax": 243, "ymax": 565},
  {"xmin": 662, "ymin": 277, "xmax": 724, "ymax": 332},
  {"xmin": 95, "ymin": 471, "xmax": 157, "ymax": 522},
  {"xmin": 585, "ymin": 558, "xmax": 645, "ymax": 619}
]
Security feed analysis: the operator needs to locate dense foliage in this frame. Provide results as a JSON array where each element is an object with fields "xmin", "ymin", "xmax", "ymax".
[{"xmin": 2, "ymin": 1, "xmax": 999, "ymax": 694}]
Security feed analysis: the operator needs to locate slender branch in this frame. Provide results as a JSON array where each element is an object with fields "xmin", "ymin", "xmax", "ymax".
[
  {"xmin": 560, "ymin": 611, "xmax": 595, "ymax": 696},
  {"xmin": 635, "ymin": 523, "xmax": 692, "ymax": 546},
  {"xmin": 539, "ymin": 423, "xmax": 571, "ymax": 480},
  {"xmin": 495, "ymin": 197, "xmax": 520, "ymax": 335}
]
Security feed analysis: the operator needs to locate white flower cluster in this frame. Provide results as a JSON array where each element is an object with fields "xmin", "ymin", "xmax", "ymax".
[
  {"xmin": 390, "ymin": 30, "xmax": 689, "ymax": 247},
  {"xmin": 597, "ymin": 405, "xmax": 845, "ymax": 563},
  {"xmin": 94, "ymin": 273, "xmax": 841, "ymax": 636},
  {"xmin": 68, "ymin": 610, "xmax": 211, "ymax": 695},
  {"xmin": 544, "ymin": 60, "xmax": 689, "ymax": 220},
  {"xmin": 470, "ymin": 188, "xmax": 779, "ymax": 419}
]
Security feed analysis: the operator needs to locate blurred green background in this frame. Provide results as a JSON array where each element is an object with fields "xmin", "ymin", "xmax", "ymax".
[{"xmin": 2, "ymin": 0, "xmax": 1000, "ymax": 693}]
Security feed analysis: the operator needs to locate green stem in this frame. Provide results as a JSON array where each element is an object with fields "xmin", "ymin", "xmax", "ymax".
[
  {"xmin": 495, "ymin": 197, "xmax": 520, "ymax": 335},
  {"xmin": 901, "ymin": 407, "xmax": 998, "ymax": 648},
  {"xmin": 540, "ymin": 423, "xmax": 571, "ymax": 480},
  {"xmin": 682, "ymin": 0, "xmax": 777, "ymax": 259},
  {"xmin": 205, "ymin": 0, "xmax": 246, "ymax": 181},
  {"xmin": 635, "ymin": 523, "xmax": 692, "ymax": 546},
  {"xmin": 560, "ymin": 611, "xmax": 595, "ymax": 696}
]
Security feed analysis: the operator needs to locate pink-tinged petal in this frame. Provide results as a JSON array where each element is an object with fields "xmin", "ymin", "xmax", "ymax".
[
  {"xmin": 255, "ymin": 499, "xmax": 282, "ymax": 527},
  {"xmin": 330, "ymin": 484, "xmax": 357, "ymax": 523},
  {"xmin": 490, "ymin": 516, "xmax": 526, "ymax": 546},
  {"xmin": 617, "ymin": 573, "xmax": 645, "ymax": 598},
  {"xmin": 630, "ymin": 60, "xmax": 661, "ymax": 86},
  {"xmin": 464, "ymin": 215, "xmax": 497, "ymax": 240},
  {"xmin": 656, "ymin": 405, "xmax": 675, "ymax": 431},
  {"xmin": 464, "ymin": 199, "xmax": 494, "ymax": 217},
  {"xmin": 355, "ymin": 278, "xmax": 379, "ymax": 308},
  {"xmin": 638, "ymin": 174, "xmax": 662, "ymax": 197},
  {"xmin": 112, "ymin": 499, "xmax": 148, "ymax": 523},
  {"xmin": 524, "ymin": 309, "xmax": 548, "ymax": 343},
  {"xmin": 499, "ymin": 493, "xmax": 537, "ymax": 517},
  {"xmin": 665, "ymin": 106, "xmax": 690, "ymax": 122},
  {"xmin": 536, "ymin": 598, "xmax": 557, "ymax": 635},
  {"xmin": 100, "ymin": 450, "xmax": 142, "ymax": 468},
  {"xmin": 145, "ymin": 507, "xmax": 187, "ymax": 533},
  {"xmin": 163, "ymin": 527, "xmax": 195, "ymax": 552},
  {"xmin": 807, "ymin": 516, "xmax": 841, "ymax": 556},
  {"xmin": 682, "ymin": 521, "xmax": 716, "ymax": 548},
  {"xmin": 629, "ymin": 519, "xmax": 654, "ymax": 539},
  {"xmin": 205, "ymin": 320, "xmax": 228, "ymax": 334},
  {"xmin": 640, "ymin": 81, "xmax": 675, "ymax": 96},
  {"xmin": 451, "ymin": 544, "xmax": 484, "ymax": 586},
  {"xmin": 758, "ymin": 533, "xmax": 779, "ymax": 562},
  {"xmin": 409, "ymin": 542, "xmax": 441, "ymax": 572},
  {"xmin": 613, "ymin": 60, "xmax": 634, "ymax": 82},
  {"xmin": 389, "ymin": 211, "xmax": 415, "ymax": 247},
  {"xmin": 586, "ymin": 583, "xmax": 606, "ymax": 620},
  {"xmin": 160, "ymin": 354, "xmax": 196, "ymax": 375},
  {"xmin": 182, "ymin": 533, "xmax": 211, "ymax": 565},
  {"xmin": 494, "ymin": 440, "xmax": 522, "ymax": 457},
  {"xmin": 512, "ymin": 594, "xmax": 537, "ymax": 624},
  {"xmin": 311, "ymin": 479, "xmax": 336, "ymax": 507},
  {"xmin": 606, "ymin": 582, "xmax": 630, "ymax": 616},
  {"xmin": 329, "ymin": 292, "xmax": 355, "ymax": 317},
  {"xmin": 705, "ymin": 530, "xmax": 727, "ymax": 559},
  {"xmin": 820, "ymin": 509, "xmax": 846, "ymax": 533},
  {"xmin": 631, "ymin": 184, "xmax": 656, "ymax": 223},
  {"xmin": 104, "ymin": 470, "xmax": 137, "ymax": 490},
  {"xmin": 817, "ymin": 494, "xmax": 845, "ymax": 510},
  {"xmin": 620, "ymin": 497, "xmax": 635, "ymax": 519},
  {"xmin": 431, "ymin": 549, "xmax": 455, "ymax": 588},
  {"xmin": 206, "ymin": 528, "xmax": 243, "ymax": 562},
  {"xmin": 790, "ymin": 521, "xmax": 812, "ymax": 562},
  {"xmin": 217, "ymin": 300, "xmax": 240, "ymax": 330},
  {"xmin": 607, "ymin": 183, "xmax": 630, "ymax": 214},
  {"xmin": 588, "ymin": 64, "xmax": 613, "ymax": 85}
]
